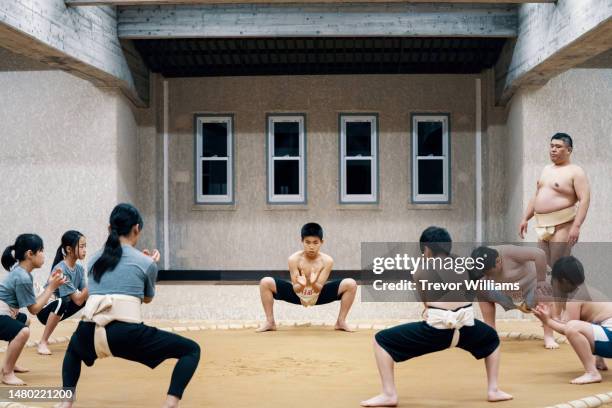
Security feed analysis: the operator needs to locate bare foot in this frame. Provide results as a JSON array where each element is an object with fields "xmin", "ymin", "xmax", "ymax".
[
  {"xmin": 596, "ymin": 357, "xmax": 608, "ymax": 371},
  {"xmin": 1, "ymin": 371, "xmax": 26, "ymax": 386},
  {"xmin": 571, "ymin": 372, "xmax": 602, "ymax": 384},
  {"xmin": 38, "ymin": 342, "xmax": 52, "ymax": 355},
  {"xmin": 255, "ymin": 321, "xmax": 277, "ymax": 333},
  {"xmin": 544, "ymin": 336, "xmax": 559, "ymax": 349},
  {"xmin": 335, "ymin": 321, "xmax": 355, "ymax": 332},
  {"xmin": 14, "ymin": 365, "xmax": 29, "ymax": 373},
  {"xmin": 488, "ymin": 389, "xmax": 513, "ymax": 402},
  {"xmin": 360, "ymin": 393, "xmax": 398, "ymax": 407}
]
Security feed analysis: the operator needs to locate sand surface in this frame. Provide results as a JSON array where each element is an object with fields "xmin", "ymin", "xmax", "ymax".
[{"xmin": 1, "ymin": 321, "xmax": 612, "ymax": 407}]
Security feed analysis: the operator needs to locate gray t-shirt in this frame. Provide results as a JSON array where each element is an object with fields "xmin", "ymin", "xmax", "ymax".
[
  {"xmin": 47, "ymin": 261, "xmax": 86, "ymax": 298},
  {"xmin": 87, "ymin": 245, "xmax": 158, "ymax": 300},
  {"xmin": 0, "ymin": 265, "xmax": 36, "ymax": 308}
]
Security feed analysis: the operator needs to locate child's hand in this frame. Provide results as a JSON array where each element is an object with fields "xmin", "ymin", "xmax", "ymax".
[
  {"xmin": 297, "ymin": 274, "xmax": 307, "ymax": 287},
  {"xmin": 143, "ymin": 249, "xmax": 161, "ymax": 262},
  {"xmin": 48, "ymin": 268, "xmax": 68, "ymax": 290},
  {"xmin": 533, "ymin": 304, "xmax": 551, "ymax": 323}
]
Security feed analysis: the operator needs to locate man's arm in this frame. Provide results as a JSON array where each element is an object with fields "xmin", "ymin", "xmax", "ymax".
[
  {"xmin": 311, "ymin": 256, "xmax": 334, "ymax": 293},
  {"xmin": 569, "ymin": 167, "xmax": 590, "ymax": 246}
]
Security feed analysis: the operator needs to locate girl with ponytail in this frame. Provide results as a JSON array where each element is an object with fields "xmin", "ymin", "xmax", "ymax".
[
  {"xmin": 60, "ymin": 204, "xmax": 200, "ymax": 408},
  {"xmin": 36, "ymin": 231, "xmax": 89, "ymax": 355},
  {"xmin": 0, "ymin": 234, "xmax": 66, "ymax": 385}
]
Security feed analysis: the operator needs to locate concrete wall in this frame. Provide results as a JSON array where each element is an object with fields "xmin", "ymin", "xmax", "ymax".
[
  {"xmin": 144, "ymin": 74, "xmax": 480, "ymax": 270},
  {"xmin": 0, "ymin": 69, "xmax": 139, "ymax": 284},
  {"xmin": 502, "ymin": 68, "xmax": 612, "ymax": 242}
]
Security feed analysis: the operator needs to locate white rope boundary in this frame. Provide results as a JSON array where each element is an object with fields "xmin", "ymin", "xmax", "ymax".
[{"xmin": 0, "ymin": 323, "xmax": 610, "ymax": 408}]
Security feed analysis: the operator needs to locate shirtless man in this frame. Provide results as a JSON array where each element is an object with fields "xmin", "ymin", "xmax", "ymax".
[
  {"xmin": 519, "ymin": 133, "xmax": 590, "ymax": 266},
  {"xmin": 361, "ymin": 226, "xmax": 512, "ymax": 407},
  {"xmin": 470, "ymin": 245, "xmax": 557, "ymax": 348},
  {"xmin": 256, "ymin": 223, "xmax": 358, "ymax": 332},
  {"xmin": 533, "ymin": 256, "xmax": 612, "ymax": 384}
]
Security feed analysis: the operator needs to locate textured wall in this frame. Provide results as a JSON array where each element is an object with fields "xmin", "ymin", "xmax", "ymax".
[
  {"xmin": 141, "ymin": 74, "xmax": 479, "ymax": 270},
  {"xmin": 0, "ymin": 70, "xmax": 138, "ymax": 284},
  {"xmin": 503, "ymin": 68, "xmax": 612, "ymax": 242}
]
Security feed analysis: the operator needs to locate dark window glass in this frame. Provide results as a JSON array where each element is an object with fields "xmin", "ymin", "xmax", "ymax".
[
  {"xmin": 274, "ymin": 160, "xmax": 300, "ymax": 195},
  {"xmin": 202, "ymin": 122, "xmax": 228, "ymax": 157},
  {"xmin": 273, "ymin": 122, "xmax": 300, "ymax": 157},
  {"xmin": 417, "ymin": 160, "xmax": 444, "ymax": 195},
  {"xmin": 417, "ymin": 121, "xmax": 443, "ymax": 156},
  {"xmin": 202, "ymin": 161, "xmax": 227, "ymax": 195},
  {"xmin": 346, "ymin": 160, "xmax": 372, "ymax": 195},
  {"xmin": 346, "ymin": 122, "xmax": 372, "ymax": 156}
]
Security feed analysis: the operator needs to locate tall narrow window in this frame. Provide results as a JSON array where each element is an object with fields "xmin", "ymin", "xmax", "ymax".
[
  {"xmin": 340, "ymin": 115, "xmax": 378, "ymax": 203},
  {"xmin": 195, "ymin": 115, "xmax": 233, "ymax": 204},
  {"xmin": 412, "ymin": 114, "xmax": 450, "ymax": 203},
  {"xmin": 267, "ymin": 115, "xmax": 306, "ymax": 203}
]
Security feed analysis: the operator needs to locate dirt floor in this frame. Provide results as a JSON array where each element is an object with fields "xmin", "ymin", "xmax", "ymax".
[{"xmin": 1, "ymin": 320, "xmax": 612, "ymax": 408}]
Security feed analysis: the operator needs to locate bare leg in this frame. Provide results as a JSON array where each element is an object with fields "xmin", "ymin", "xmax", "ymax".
[
  {"xmin": 335, "ymin": 278, "xmax": 357, "ymax": 332},
  {"xmin": 564, "ymin": 320, "xmax": 602, "ymax": 384},
  {"xmin": 538, "ymin": 240, "xmax": 551, "ymax": 268},
  {"xmin": 1, "ymin": 327, "xmax": 30, "ymax": 385},
  {"xmin": 38, "ymin": 313, "xmax": 61, "ymax": 355},
  {"xmin": 549, "ymin": 223, "xmax": 572, "ymax": 266},
  {"xmin": 162, "ymin": 395, "xmax": 180, "ymax": 408},
  {"xmin": 360, "ymin": 340, "xmax": 398, "ymax": 407},
  {"xmin": 543, "ymin": 323, "xmax": 559, "ymax": 350},
  {"xmin": 484, "ymin": 347, "xmax": 513, "ymax": 402},
  {"xmin": 596, "ymin": 356, "xmax": 608, "ymax": 371},
  {"xmin": 256, "ymin": 277, "xmax": 277, "ymax": 332},
  {"xmin": 479, "ymin": 302, "xmax": 496, "ymax": 329}
]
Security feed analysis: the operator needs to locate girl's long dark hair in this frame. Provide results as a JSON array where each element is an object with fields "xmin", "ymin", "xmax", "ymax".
[
  {"xmin": 52, "ymin": 230, "xmax": 84, "ymax": 271},
  {"xmin": 1, "ymin": 234, "xmax": 44, "ymax": 271},
  {"xmin": 91, "ymin": 203, "xmax": 143, "ymax": 283}
]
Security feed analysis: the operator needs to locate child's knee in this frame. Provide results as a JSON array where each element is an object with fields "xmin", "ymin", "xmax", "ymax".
[
  {"xmin": 181, "ymin": 338, "xmax": 201, "ymax": 360},
  {"xmin": 565, "ymin": 320, "xmax": 582, "ymax": 336},
  {"xmin": 17, "ymin": 327, "xmax": 30, "ymax": 340},
  {"xmin": 344, "ymin": 278, "xmax": 357, "ymax": 291},
  {"xmin": 260, "ymin": 277, "xmax": 274, "ymax": 288}
]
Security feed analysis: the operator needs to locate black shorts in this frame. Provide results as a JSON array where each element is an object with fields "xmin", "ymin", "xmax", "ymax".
[
  {"xmin": 273, "ymin": 278, "xmax": 343, "ymax": 306},
  {"xmin": 37, "ymin": 297, "xmax": 85, "ymax": 325},
  {"xmin": 0, "ymin": 312, "xmax": 29, "ymax": 342},
  {"xmin": 67, "ymin": 320, "xmax": 193, "ymax": 368},
  {"xmin": 375, "ymin": 318, "xmax": 500, "ymax": 362}
]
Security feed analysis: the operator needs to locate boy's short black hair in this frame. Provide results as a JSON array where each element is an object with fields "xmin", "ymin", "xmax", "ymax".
[
  {"xmin": 551, "ymin": 132, "xmax": 573, "ymax": 149},
  {"xmin": 301, "ymin": 223, "xmax": 323, "ymax": 240},
  {"xmin": 551, "ymin": 256, "xmax": 585, "ymax": 287},
  {"xmin": 468, "ymin": 246, "xmax": 499, "ymax": 280},
  {"xmin": 419, "ymin": 226, "xmax": 452, "ymax": 256}
]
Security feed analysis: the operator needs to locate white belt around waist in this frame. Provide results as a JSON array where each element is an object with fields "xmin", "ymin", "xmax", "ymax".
[
  {"xmin": 81, "ymin": 294, "xmax": 142, "ymax": 359},
  {"xmin": 425, "ymin": 305, "xmax": 475, "ymax": 348}
]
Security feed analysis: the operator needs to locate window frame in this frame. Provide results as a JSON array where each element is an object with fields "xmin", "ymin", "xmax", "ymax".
[
  {"xmin": 266, "ymin": 114, "xmax": 307, "ymax": 204},
  {"xmin": 339, "ymin": 114, "xmax": 379, "ymax": 204},
  {"xmin": 194, "ymin": 114, "xmax": 234, "ymax": 205},
  {"xmin": 411, "ymin": 113, "xmax": 451, "ymax": 204}
]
